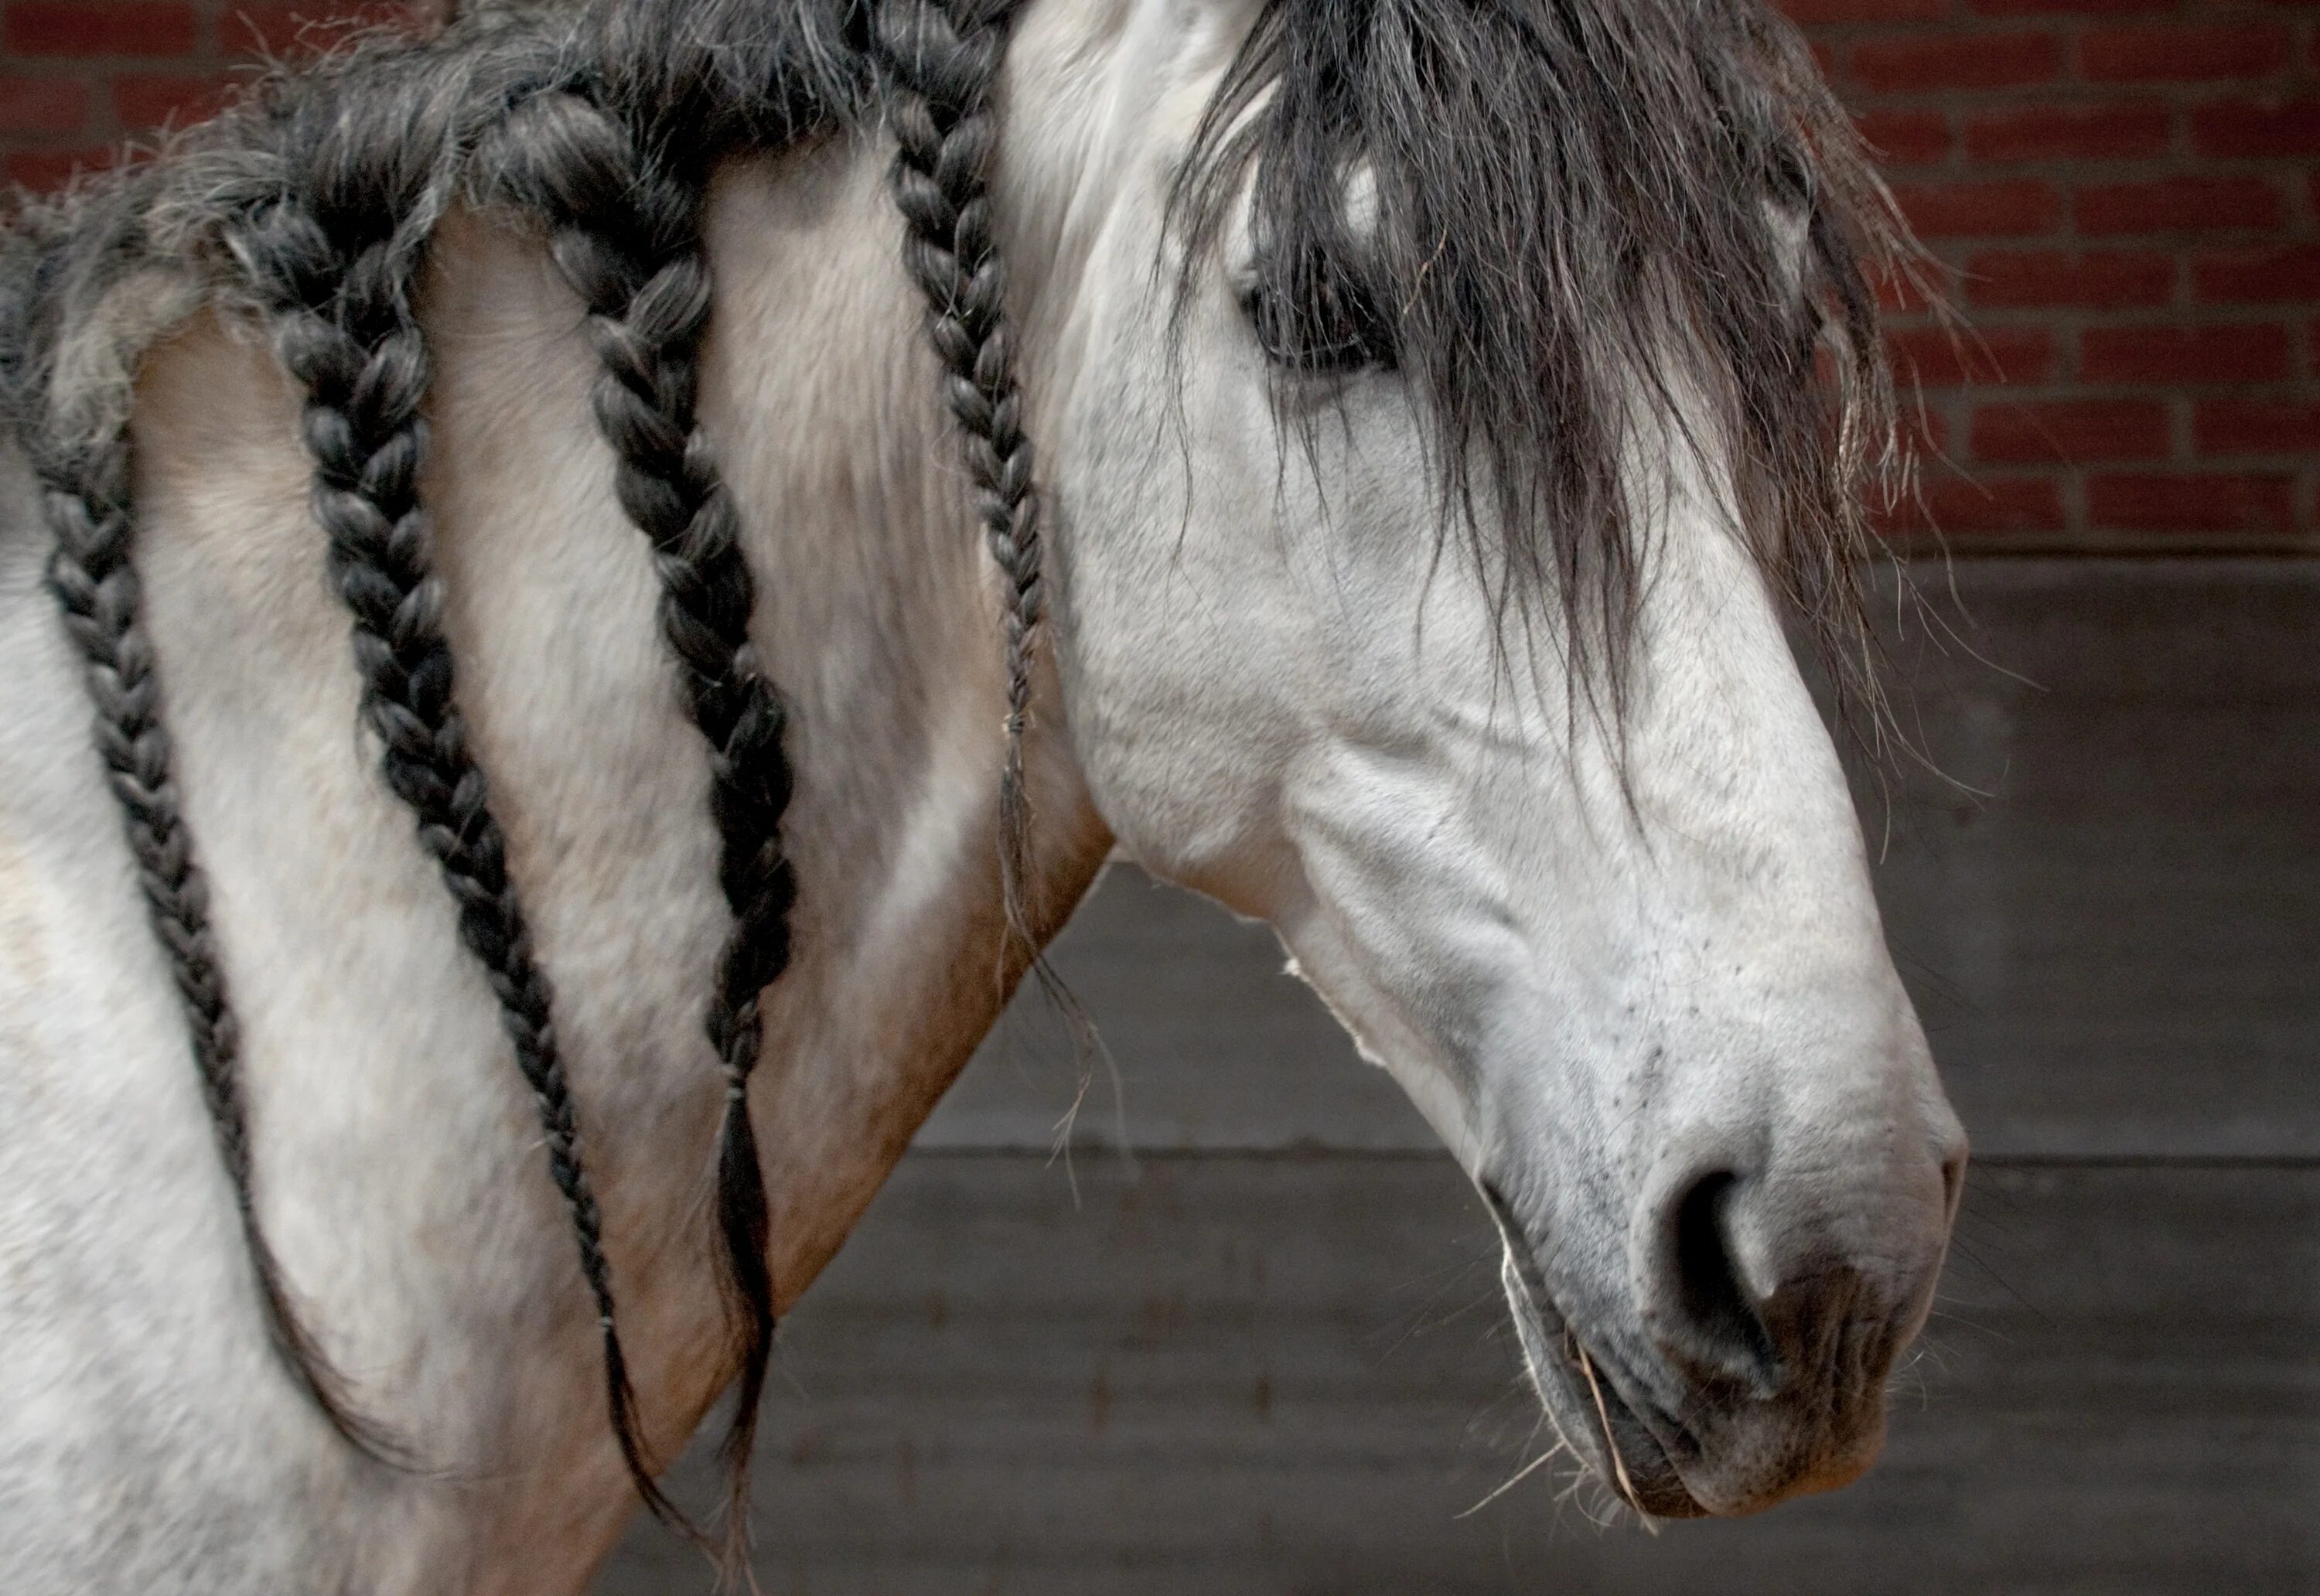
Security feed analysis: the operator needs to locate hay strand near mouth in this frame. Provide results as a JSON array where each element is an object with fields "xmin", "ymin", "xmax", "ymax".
[{"xmin": 1572, "ymin": 1337, "xmax": 1650, "ymax": 1523}]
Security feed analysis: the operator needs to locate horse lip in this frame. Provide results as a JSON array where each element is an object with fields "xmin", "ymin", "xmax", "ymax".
[
  {"xmin": 1479, "ymin": 1178, "xmax": 1708, "ymax": 1519},
  {"xmin": 1559, "ymin": 1338, "xmax": 1713, "ymax": 1519}
]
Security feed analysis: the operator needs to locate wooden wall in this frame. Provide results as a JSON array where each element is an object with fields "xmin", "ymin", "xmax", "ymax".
[{"xmin": 599, "ymin": 559, "xmax": 2319, "ymax": 1595}]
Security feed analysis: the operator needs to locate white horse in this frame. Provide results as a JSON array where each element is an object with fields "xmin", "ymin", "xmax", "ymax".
[{"xmin": 0, "ymin": 0, "xmax": 1964, "ymax": 1589}]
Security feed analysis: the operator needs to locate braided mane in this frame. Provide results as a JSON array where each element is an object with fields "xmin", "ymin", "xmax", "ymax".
[
  {"xmin": 0, "ymin": 0, "xmax": 917, "ymax": 1554},
  {"xmin": 493, "ymin": 85, "xmax": 799, "ymax": 1548},
  {"xmin": 244, "ymin": 132, "xmax": 691, "ymax": 1518},
  {"xmin": 879, "ymin": 0, "xmax": 1045, "ymax": 936},
  {"xmin": 36, "ymin": 404, "xmax": 404, "ymax": 1461}
]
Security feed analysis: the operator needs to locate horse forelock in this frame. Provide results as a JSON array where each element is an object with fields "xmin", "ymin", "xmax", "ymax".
[{"xmin": 1168, "ymin": 0, "xmax": 1926, "ymax": 736}]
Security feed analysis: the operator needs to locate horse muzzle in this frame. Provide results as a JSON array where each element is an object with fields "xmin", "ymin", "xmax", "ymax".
[{"xmin": 1482, "ymin": 1124, "xmax": 1964, "ymax": 1519}]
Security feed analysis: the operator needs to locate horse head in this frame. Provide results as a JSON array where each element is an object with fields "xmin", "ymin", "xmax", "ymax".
[{"xmin": 981, "ymin": 0, "xmax": 1966, "ymax": 1516}]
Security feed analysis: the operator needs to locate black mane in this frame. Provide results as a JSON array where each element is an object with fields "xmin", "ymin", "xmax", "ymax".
[
  {"xmin": 0, "ymin": 0, "xmax": 872, "ymax": 445},
  {"xmin": 0, "ymin": 0, "xmax": 893, "ymax": 1560},
  {"xmin": 5, "ymin": 0, "xmax": 1915, "ymax": 681},
  {"xmin": 1177, "ymin": 0, "xmax": 1917, "ymax": 719}
]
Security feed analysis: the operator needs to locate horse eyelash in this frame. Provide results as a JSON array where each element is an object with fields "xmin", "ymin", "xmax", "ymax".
[{"xmin": 1241, "ymin": 267, "xmax": 1398, "ymax": 374}]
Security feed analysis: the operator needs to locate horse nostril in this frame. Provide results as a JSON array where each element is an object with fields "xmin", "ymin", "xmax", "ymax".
[
  {"xmin": 1938, "ymin": 1137, "xmax": 1970, "ymax": 1226},
  {"xmin": 1659, "ymin": 1169, "xmax": 1783, "ymax": 1392}
]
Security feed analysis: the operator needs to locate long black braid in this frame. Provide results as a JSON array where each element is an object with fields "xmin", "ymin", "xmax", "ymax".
[
  {"xmin": 876, "ymin": 0, "xmax": 1045, "ymax": 933},
  {"xmin": 228, "ymin": 181, "xmax": 683, "ymax": 1524},
  {"xmin": 39, "ymin": 427, "xmax": 399, "ymax": 1461},
  {"xmin": 491, "ymin": 86, "xmax": 796, "ymax": 1551}
]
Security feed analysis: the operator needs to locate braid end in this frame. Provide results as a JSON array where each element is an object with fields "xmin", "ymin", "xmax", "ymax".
[
  {"xmin": 521, "ymin": 84, "xmax": 793, "ymax": 1580},
  {"xmin": 243, "ymin": 1219, "xmax": 421, "ymax": 1469},
  {"xmin": 43, "ymin": 449, "xmax": 418, "ymax": 1475},
  {"xmin": 600, "ymin": 1321, "xmax": 697, "ymax": 1534},
  {"xmin": 711, "ymin": 1090, "xmax": 777, "ymax": 1583}
]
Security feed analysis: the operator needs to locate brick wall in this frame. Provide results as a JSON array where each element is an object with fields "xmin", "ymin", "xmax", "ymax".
[
  {"xmin": 0, "ymin": 2, "xmax": 442, "ymax": 187},
  {"xmin": 1, "ymin": 0, "xmax": 2313, "ymax": 549},
  {"xmin": 1805, "ymin": 0, "xmax": 2318, "ymax": 549}
]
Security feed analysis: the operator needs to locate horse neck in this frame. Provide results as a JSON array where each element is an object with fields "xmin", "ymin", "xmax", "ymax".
[
  {"xmin": 81, "ymin": 136, "xmax": 1104, "ymax": 1584},
  {"xmin": 684, "ymin": 140, "xmax": 1111, "ymax": 1321}
]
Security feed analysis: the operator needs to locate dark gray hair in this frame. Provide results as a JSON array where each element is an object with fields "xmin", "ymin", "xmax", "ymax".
[{"xmin": 1175, "ymin": 0, "xmax": 1917, "ymax": 725}]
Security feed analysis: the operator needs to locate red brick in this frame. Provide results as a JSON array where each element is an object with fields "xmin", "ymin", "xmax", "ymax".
[
  {"xmin": 1856, "ymin": 108, "xmax": 1953, "ymax": 166},
  {"xmin": 1965, "ymin": 101, "xmax": 2171, "ymax": 162},
  {"xmin": 1886, "ymin": 323, "xmax": 2058, "ymax": 386},
  {"xmin": 3, "ymin": 144, "xmax": 119, "ymax": 189},
  {"xmin": 1851, "ymin": 32, "xmax": 2065, "ymax": 94},
  {"xmin": 1968, "ymin": 0, "xmax": 2172, "ymax": 14},
  {"xmin": 2190, "ymin": 97, "xmax": 2320, "ymax": 159},
  {"xmin": 1970, "ymin": 398, "xmax": 2171, "ymax": 462},
  {"xmin": 2076, "ymin": 176, "xmax": 2284, "ymax": 235},
  {"xmin": 1967, "ymin": 248, "xmax": 2175, "ymax": 309},
  {"xmin": 1892, "ymin": 178, "xmax": 2060, "ymax": 236},
  {"xmin": 112, "ymin": 73, "xmax": 231, "ymax": 130},
  {"xmin": 0, "ymin": 74, "xmax": 91, "ymax": 135},
  {"xmin": 1779, "ymin": 0, "xmax": 1950, "ymax": 20},
  {"xmin": 2, "ymin": 3, "xmax": 198, "ymax": 57},
  {"xmin": 2081, "ymin": 323, "xmax": 2294, "ymax": 383},
  {"xmin": 2194, "ymin": 397, "xmax": 2320, "ymax": 455},
  {"xmin": 223, "ymin": 2, "xmax": 421, "ymax": 56},
  {"xmin": 1893, "ymin": 473, "xmax": 2069, "ymax": 537},
  {"xmin": 2080, "ymin": 23, "xmax": 2291, "ymax": 83},
  {"xmin": 2192, "ymin": 244, "xmax": 2320, "ymax": 305},
  {"xmin": 1876, "ymin": 268, "xmax": 1940, "ymax": 314},
  {"xmin": 2086, "ymin": 472, "xmax": 2296, "ymax": 534}
]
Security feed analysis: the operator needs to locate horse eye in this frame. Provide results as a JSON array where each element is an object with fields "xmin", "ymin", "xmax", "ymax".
[{"xmin": 1242, "ymin": 272, "xmax": 1394, "ymax": 375}]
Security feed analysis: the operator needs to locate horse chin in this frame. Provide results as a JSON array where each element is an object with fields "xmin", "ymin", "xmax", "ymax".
[
  {"xmin": 1554, "ymin": 1342, "xmax": 1718, "ymax": 1520},
  {"xmin": 1492, "ymin": 1243, "xmax": 1712, "ymax": 1521},
  {"xmin": 1484, "ymin": 1182, "xmax": 1895, "ymax": 1523}
]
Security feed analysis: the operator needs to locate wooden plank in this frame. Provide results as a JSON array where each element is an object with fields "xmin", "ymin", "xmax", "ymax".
[
  {"xmin": 917, "ymin": 558, "xmax": 2320, "ymax": 1159},
  {"xmin": 1850, "ymin": 558, "xmax": 2320, "ymax": 1159},
  {"xmin": 923, "ymin": 866, "xmax": 1420, "ymax": 1152},
  {"xmin": 599, "ymin": 1154, "xmax": 2320, "ymax": 1595}
]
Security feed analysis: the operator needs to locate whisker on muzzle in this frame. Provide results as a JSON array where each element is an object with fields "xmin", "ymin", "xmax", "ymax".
[{"xmin": 1453, "ymin": 1435, "xmax": 1570, "ymax": 1519}]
